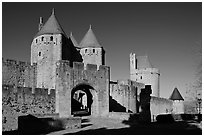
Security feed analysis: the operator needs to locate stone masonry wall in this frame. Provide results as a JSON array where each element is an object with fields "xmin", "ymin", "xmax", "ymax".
[
  {"xmin": 80, "ymin": 48, "xmax": 104, "ymax": 69},
  {"xmin": 31, "ymin": 34, "xmax": 63, "ymax": 89},
  {"xmin": 110, "ymin": 81, "xmax": 136, "ymax": 113},
  {"xmin": 150, "ymin": 96, "xmax": 173, "ymax": 120},
  {"xmin": 110, "ymin": 80, "xmax": 144, "ymax": 113},
  {"xmin": 2, "ymin": 58, "xmax": 37, "ymax": 89},
  {"xmin": 2, "ymin": 85, "xmax": 55, "ymax": 131},
  {"xmin": 56, "ymin": 60, "xmax": 110, "ymax": 117}
]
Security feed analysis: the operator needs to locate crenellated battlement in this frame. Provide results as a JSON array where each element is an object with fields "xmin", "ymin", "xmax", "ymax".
[
  {"xmin": 2, "ymin": 58, "xmax": 37, "ymax": 88},
  {"xmin": 2, "ymin": 84, "xmax": 55, "ymax": 97},
  {"xmin": 2, "ymin": 58, "xmax": 37, "ymax": 68},
  {"xmin": 56, "ymin": 60, "xmax": 110, "ymax": 73},
  {"xmin": 2, "ymin": 58, "xmax": 30, "ymax": 66},
  {"xmin": 2, "ymin": 84, "xmax": 56, "ymax": 131},
  {"xmin": 73, "ymin": 62, "xmax": 84, "ymax": 70},
  {"xmin": 86, "ymin": 64, "xmax": 97, "ymax": 71}
]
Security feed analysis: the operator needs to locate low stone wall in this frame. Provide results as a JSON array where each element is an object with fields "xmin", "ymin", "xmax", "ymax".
[
  {"xmin": 2, "ymin": 85, "xmax": 55, "ymax": 131},
  {"xmin": 110, "ymin": 80, "xmax": 143, "ymax": 113},
  {"xmin": 156, "ymin": 114, "xmax": 202, "ymax": 123},
  {"xmin": 150, "ymin": 96, "xmax": 173, "ymax": 121},
  {"xmin": 108, "ymin": 112, "xmax": 132, "ymax": 120},
  {"xmin": 17, "ymin": 114, "xmax": 81, "ymax": 134}
]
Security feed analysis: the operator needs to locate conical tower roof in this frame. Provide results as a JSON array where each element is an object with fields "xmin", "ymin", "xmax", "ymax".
[
  {"xmin": 69, "ymin": 32, "xmax": 79, "ymax": 47},
  {"xmin": 136, "ymin": 55, "xmax": 153, "ymax": 69},
  {"xmin": 80, "ymin": 25, "xmax": 101, "ymax": 48},
  {"xmin": 169, "ymin": 87, "xmax": 184, "ymax": 101},
  {"xmin": 35, "ymin": 9, "xmax": 66, "ymax": 38}
]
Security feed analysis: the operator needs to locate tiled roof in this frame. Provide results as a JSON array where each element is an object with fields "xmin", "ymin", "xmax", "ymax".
[
  {"xmin": 136, "ymin": 56, "xmax": 153, "ymax": 69},
  {"xmin": 35, "ymin": 9, "xmax": 66, "ymax": 38},
  {"xmin": 80, "ymin": 25, "xmax": 101, "ymax": 48},
  {"xmin": 169, "ymin": 87, "xmax": 184, "ymax": 101},
  {"xmin": 69, "ymin": 32, "xmax": 79, "ymax": 47}
]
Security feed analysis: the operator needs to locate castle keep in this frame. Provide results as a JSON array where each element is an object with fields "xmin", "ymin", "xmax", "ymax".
[{"xmin": 2, "ymin": 9, "xmax": 184, "ymax": 131}]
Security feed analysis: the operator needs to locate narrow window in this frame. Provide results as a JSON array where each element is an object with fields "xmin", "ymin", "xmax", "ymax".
[
  {"xmin": 85, "ymin": 49, "xmax": 87, "ymax": 53},
  {"xmin": 36, "ymin": 39, "xmax": 38, "ymax": 43},
  {"xmin": 39, "ymin": 52, "xmax": 41, "ymax": 56},
  {"xmin": 41, "ymin": 37, "xmax": 44, "ymax": 41},
  {"xmin": 93, "ymin": 49, "xmax": 95, "ymax": 53},
  {"xmin": 140, "ymin": 76, "xmax": 142, "ymax": 79},
  {"xmin": 50, "ymin": 36, "xmax": 53, "ymax": 41}
]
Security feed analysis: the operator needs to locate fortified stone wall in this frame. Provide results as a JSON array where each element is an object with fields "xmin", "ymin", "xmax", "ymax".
[
  {"xmin": 55, "ymin": 60, "xmax": 110, "ymax": 117},
  {"xmin": 110, "ymin": 80, "xmax": 144, "ymax": 113},
  {"xmin": 80, "ymin": 47, "xmax": 105, "ymax": 69},
  {"xmin": 172, "ymin": 100, "xmax": 184, "ymax": 114},
  {"xmin": 2, "ymin": 84, "xmax": 55, "ymax": 131},
  {"xmin": 31, "ymin": 34, "xmax": 63, "ymax": 89},
  {"xmin": 2, "ymin": 58, "xmax": 37, "ymax": 89},
  {"xmin": 130, "ymin": 68, "xmax": 160, "ymax": 97},
  {"xmin": 150, "ymin": 96, "xmax": 173, "ymax": 120}
]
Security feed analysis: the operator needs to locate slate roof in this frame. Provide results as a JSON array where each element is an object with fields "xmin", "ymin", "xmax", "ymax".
[
  {"xmin": 169, "ymin": 87, "xmax": 184, "ymax": 101},
  {"xmin": 69, "ymin": 32, "xmax": 79, "ymax": 47},
  {"xmin": 80, "ymin": 25, "xmax": 101, "ymax": 48},
  {"xmin": 136, "ymin": 56, "xmax": 153, "ymax": 69},
  {"xmin": 35, "ymin": 9, "xmax": 66, "ymax": 38}
]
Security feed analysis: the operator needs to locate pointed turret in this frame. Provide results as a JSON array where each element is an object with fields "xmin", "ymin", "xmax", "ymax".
[
  {"xmin": 169, "ymin": 87, "xmax": 184, "ymax": 101},
  {"xmin": 35, "ymin": 9, "xmax": 66, "ymax": 38},
  {"xmin": 69, "ymin": 32, "xmax": 79, "ymax": 47},
  {"xmin": 80, "ymin": 25, "xmax": 101, "ymax": 48},
  {"xmin": 170, "ymin": 87, "xmax": 184, "ymax": 114}
]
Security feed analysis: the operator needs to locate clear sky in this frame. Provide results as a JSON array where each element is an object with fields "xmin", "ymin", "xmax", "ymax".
[{"xmin": 2, "ymin": 2, "xmax": 202, "ymax": 98}]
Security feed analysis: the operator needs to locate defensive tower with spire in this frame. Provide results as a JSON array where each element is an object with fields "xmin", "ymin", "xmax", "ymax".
[
  {"xmin": 79, "ymin": 25, "xmax": 105, "ymax": 70},
  {"xmin": 130, "ymin": 53, "xmax": 160, "ymax": 97},
  {"xmin": 31, "ymin": 9, "xmax": 105, "ymax": 89},
  {"xmin": 169, "ymin": 87, "xmax": 184, "ymax": 114},
  {"xmin": 31, "ymin": 9, "xmax": 68, "ymax": 89}
]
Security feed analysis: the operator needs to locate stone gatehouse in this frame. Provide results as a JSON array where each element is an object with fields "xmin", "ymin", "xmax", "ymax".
[{"xmin": 55, "ymin": 60, "xmax": 110, "ymax": 117}]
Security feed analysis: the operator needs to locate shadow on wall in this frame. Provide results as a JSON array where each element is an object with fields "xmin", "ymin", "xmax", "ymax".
[
  {"xmin": 109, "ymin": 96, "xmax": 126, "ymax": 112},
  {"xmin": 109, "ymin": 96, "xmax": 134, "ymax": 113},
  {"xmin": 61, "ymin": 36, "xmax": 83, "ymax": 67},
  {"xmin": 3, "ymin": 115, "xmax": 62, "ymax": 135},
  {"xmin": 2, "ymin": 114, "xmax": 81, "ymax": 135}
]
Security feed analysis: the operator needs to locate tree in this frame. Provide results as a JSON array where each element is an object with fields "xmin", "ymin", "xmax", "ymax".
[
  {"xmin": 194, "ymin": 41, "xmax": 202, "ymax": 91},
  {"xmin": 184, "ymin": 41, "xmax": 202, "ymax": 114}
]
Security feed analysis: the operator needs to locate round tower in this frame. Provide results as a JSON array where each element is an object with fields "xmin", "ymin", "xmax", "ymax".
[
  {"xmin": 130, "ymin": 53, "xmax": 160, "ymax": 97},
  {"xmin": 169, "ymin": 87, "xmax": 184, "ymax": 114},
  {"xmin": 31, "ymin": 9, "xmax": 68, "ymax": 89},
  {"xmin": 79, "ymin": 25, "xmax": 105, "ymax": 69}
]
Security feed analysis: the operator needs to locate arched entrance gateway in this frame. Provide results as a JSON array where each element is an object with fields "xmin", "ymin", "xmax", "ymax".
[
  {"xmin": 71, "ymin": 83, "xmax": 98, "ymax": 116},
  {"xmin": 55, "ymin": 60, "xmax": 110, "ymax": 118}
]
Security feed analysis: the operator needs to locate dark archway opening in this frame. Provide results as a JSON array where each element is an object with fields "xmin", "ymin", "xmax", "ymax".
[{"xmin": 71, "ymin": 84, "xmax": 94, "ymax": 116}]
